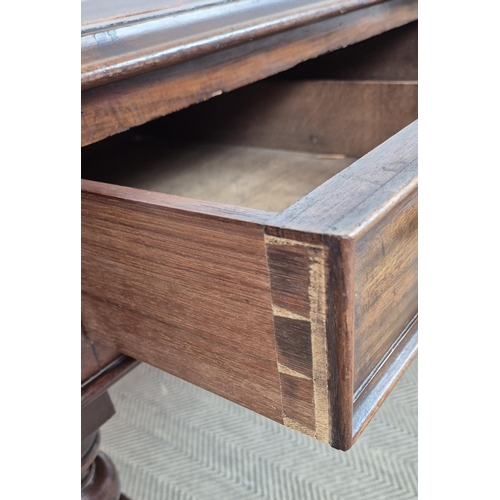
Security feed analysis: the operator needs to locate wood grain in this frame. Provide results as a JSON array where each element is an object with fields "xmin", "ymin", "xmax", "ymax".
[
  {"xmin": 154, "ymin": 80, "xmax": 417, "ymax": 157},
  {"xmin": 269, "ymin": 121, "xmax": 418, "ymax": 235},
  {"xmin": 265, "ymin": 243, "xmax": 311, "ymax": 319},
  {"xmin": 81, "ymin": 180, "xmax": 283, "ymax": 423},
  {"xmin": 281, "ymin": 373, "xmax": 315, "ymax": 435},
  {"xmin": 82, "ymin": 0, "xmax": 417, "ymax": 145},
  {"xmin": 81, "ymin": 34, "xmax": 417, "ymax": 448},
  {"xmin": 353, "ymin": 183, "xmax": 417, "ymax": 391},
  {"xmin": 274, "ymin": 317, "xmax": 312, "ymax": 378},
  {"xmin": 81, "ymin": 124, "xmax": 417, "ymax": 450},
  {"xmin": 81, "ymin": 0, "xmax": 413, "ymax": 88},
  {"xmin": 353, "ymin": 318, "xmax": 417, "ymax": 440},
  {"xmin": 265, "ymin": 236, "xmax": 330, "ymax": 443},
  {"xmin": 266, "ymin": 121, "xmax": 418, "ymax": 449}
]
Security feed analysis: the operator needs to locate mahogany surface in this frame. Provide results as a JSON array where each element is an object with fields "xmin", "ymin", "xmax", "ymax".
[
  {"xmin": 81, "ymin": 0, "xmax": 418, "ymax": 455},
  {"xmin": 81, "ymin": 0, "xmax": 417, "ymax": 145}
]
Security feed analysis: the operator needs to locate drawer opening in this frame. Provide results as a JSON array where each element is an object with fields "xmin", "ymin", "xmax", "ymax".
[
  {"xmin": 82, "ymin": 134, "xmax": 357, "ymax": 213},
  {"xmin": 82, "ymin": 26, "xmax": 417, "ymax": 214},
  {"xmin": 82, "ymin": 81, "xmax": 416, "ymax": 213}
]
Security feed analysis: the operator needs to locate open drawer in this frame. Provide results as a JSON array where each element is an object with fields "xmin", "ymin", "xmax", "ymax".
[{"xmin": 81, "ymin": 35, "xmax": 417, "ymax": 450}]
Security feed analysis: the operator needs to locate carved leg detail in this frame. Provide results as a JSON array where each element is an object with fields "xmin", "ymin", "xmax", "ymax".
[
  {"xmin": 81, "ymin": 436, "xmax": 121, "ymax": 500},
  {"xmin": 82, "ymin": 393, "xmax": 123, "ymax": 500}
]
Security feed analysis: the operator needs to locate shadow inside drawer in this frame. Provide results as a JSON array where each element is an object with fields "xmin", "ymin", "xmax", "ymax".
[{"xmin": 82, "ymin": 133, "xmax": 355, "ymax": 213}]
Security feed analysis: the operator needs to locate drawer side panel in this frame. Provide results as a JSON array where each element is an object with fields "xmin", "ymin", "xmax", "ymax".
[{"xmin": 82, "ymin": 189, "xmax": 283, "ymax": 423}]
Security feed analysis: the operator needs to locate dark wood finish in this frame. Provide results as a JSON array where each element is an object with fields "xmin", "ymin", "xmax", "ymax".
[
  {"xmin": 274, "ymin": 317, "xmax": 313, "ymax": 379},
  {"xmin": 82, "ymin": 0, "xmax": 416, "ymax": 89},
  {"xmin": 264, "ymin": 238, "xmax": 330, "ymax": 441},
  {"xmin": 82, "ymin": 330, "xmax": 100, "ymax": 383},
  {"xmin": 326, "ymin": 234, "xmax": 355, "ymax": 449},
  {"xmin": 82, "ymin": 393, "xmax": 122, "ymax": 500},
  {"xmin": 276, "ymin": 20, "xmax": 417, "ymax": 81},
  {"xmin": 81, "ymin": 84, "xmax": 417, "ymax": 450},
  {"xmin": 268, "ymin": 121, "xmax": 417, "ymax": 235},
  {"xmin": 82, "ymin": 12, "xmax": 418, "ymax": 451},
  {"xmin": 82, "ymin": 392, "xmax": 116, "ymax": 441},
  {"xmin": 81, "ymin": 181, "xmax": 283, "ymax": 423},
  {"xmin": 82, "ymin": 355, "xmax": 139, "ymax": 408},
  {"xmin": 82, "ymin": 432, "xmax": 101, "ymax": 474},
  {"xmin": 266, "ymin": 120, "xmax": 417, "ymax": 449},
  {"xmin": 353, "ymin": 318, "xmax": 417, "ymax": 439},
  {"xmin": 92, "ymin": 341, "xmax": 123, "ymax": 371},
  {"xmin": 353, "ymin": 175, "xmax": 417, "ymax": 391},
  {"xmin": 82, "ymin": 450, "xmax": 121, "ymax": 500},
  {"xmin": 280, "ymin": 373, "xmax": 316, "ymax": 436},
  {"xmin": 81, "ymin": 351, "xmax": 138, "ymax": 499},
  {"xmin": 82, "ymin": 328, "xmax": 123, "ymax": 384},
  {"xmin": 81, "ymin": 0, "xmax": 417, "ymax": 145},
  {"xmin": 152, "ymin": 80, "xmax": 417, "ymax": 157},
  {"xmin": 265, "ymin": 244, "xmax": 311, "ymax": 319}
]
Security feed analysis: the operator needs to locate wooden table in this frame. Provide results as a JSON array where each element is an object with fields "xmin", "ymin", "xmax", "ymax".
[{"xmin": 81, "ymin": 1, "xmax": 418, "ymax": 498}]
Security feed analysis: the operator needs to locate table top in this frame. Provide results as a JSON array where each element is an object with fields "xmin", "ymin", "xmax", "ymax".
[
  {"xmin": 82, "ymin": 0, "xmax": 398, "ymax": 88},
  {"xmin": 81, "ymin": 0, "xmax": 417, "ymax": 146}
]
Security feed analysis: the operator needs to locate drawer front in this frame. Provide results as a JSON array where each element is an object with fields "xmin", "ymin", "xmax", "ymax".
[
  {"xmin": 266, "ymin": 122, "xmax": 418, "ymax": 449},
  {"xmin": 353, "ymin": 183, "xmax": 417, "ymax": 393},
  {"xmin": 267, "ymin": 120, "xmax": 417, "ymax": 448}
]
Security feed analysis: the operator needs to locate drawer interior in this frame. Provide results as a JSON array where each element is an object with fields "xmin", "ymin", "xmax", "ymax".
[
  {"xmin": 82, "ymin": 134, "xmax": 356, "ymax": 213},
  {"xmin": 82, "ymin": 22, "xmax": 417, "ymax": 214}
]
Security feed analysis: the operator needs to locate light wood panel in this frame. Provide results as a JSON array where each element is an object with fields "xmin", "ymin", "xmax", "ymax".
[{"xmin": 82, "ymin": 139, "xmax": 355, "ymax": 212}]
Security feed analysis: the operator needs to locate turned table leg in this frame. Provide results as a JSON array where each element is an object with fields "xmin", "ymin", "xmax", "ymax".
[{"xmin": 82, "ymin": 391, "xmax": 123, "ymax": 500}]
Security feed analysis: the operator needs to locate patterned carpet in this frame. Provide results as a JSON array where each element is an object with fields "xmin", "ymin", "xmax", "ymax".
[{"xmin": 101, "ymin": 358, "xmax": 417, "ymax": 500}]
